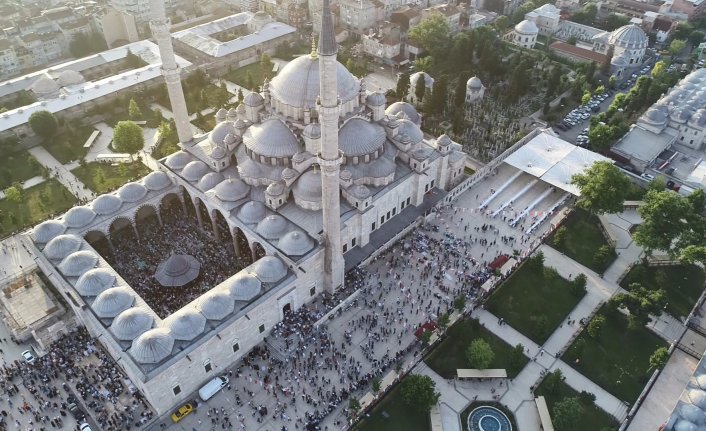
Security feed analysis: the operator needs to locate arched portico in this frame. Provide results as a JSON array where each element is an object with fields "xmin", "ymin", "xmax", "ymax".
[
  {"xmin": 84, "ymin": 230, "xmax": 113, "ymax": 258},
  {"xmin": 109, "ymin": 216, "xmax": 138, "ymax": 243},
  {"xmin": 252, "ymin": 242, "xmax": 266, "ymax": 262}
]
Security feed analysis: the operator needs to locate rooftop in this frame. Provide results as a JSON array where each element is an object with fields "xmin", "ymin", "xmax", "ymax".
[{"xmin": 613, "ymin": 125, "xmax": 676, "ymax": 164}]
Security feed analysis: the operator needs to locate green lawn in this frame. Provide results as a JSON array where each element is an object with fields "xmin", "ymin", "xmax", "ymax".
[
  {"xmin": 562, "ymin": 307, "xmax": 667, "ymax": 403},
  {"xmin": 535, "ymin": 379, "xmax": 618, "ymax": 431},
  {"xmin": 225, "ymin": 62, "xmax": 273, "ymax": 90},
  {"xmin": 192, "ymin": 113, "xmax": 216, "ymax": 132},
  {"xmin": 485, "ymin": 260, "xmax": 585, "ymax": 344},
  {"xmin": 43, "ymin": 127, "xmax": 94, "ymax": 164},
  {"xmin": 0, "ymin": 151, "xmax": 46, "ymax": 189},
  {"xmin": 152, "ymin": 137, "xmax": 180, "ymax": 160},
  {"xmin": 0, "ymin": 179, "xmax": 76, "ymax": 238},
  {"xmin": 548, "ymin": 209, "xmax": 617, "ymax": 273},
  {"xmin": 425, "ymin": 318, "xmax": 528, "ymax": 378},
  {"xmin": 620, "ymin": 263, "xmax": 705, "ymax": 319},
  {"xmin": 71, "ymin": 161, "xmax": 151, "ymax": 194},
  {"xmin": 353, "ymin": 382, "xmax": 429, "ymax": 431}
]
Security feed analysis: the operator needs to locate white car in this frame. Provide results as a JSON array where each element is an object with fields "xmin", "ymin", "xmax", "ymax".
[
  {"xmin": 640, "ymin": 173, "xmax": 655, "ymax": 181},
  {"xmin": 79, "ymin": 423, "xmax": 92, "ymax": 431},
  {"xmin": 21, "ymin": 350, "xmax": 35, "ymax": 364}
]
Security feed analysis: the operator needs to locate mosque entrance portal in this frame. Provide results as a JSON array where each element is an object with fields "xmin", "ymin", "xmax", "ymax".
[{"xmin": 282, "ymin": 303, "xmax": 292, "ymax": 316}]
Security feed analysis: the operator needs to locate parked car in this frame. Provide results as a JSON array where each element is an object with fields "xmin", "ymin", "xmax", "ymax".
[
  {"xmin": 171, "ymin": 403, "xmax": 196, "ymax": 423},
  {"xmin": 21, "ymin": 350, "xmax": 35, "ymax": 364}
]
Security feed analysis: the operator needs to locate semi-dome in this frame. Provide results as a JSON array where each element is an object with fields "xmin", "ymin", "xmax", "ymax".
[
  {"xmin": 92, "ymin": 194, "xmax": 122, "ymax": 215},
  {"xmin": 243, "ymin": 119, "xmax": 300, "ymax": 158},
  {"xmin": 680, "ymin": 404, "xmax": 705, "ymax": 424},
  {"xmin": 111, "ymin": 307, "xmax": 154, "ymax": 341},
  {"xmin": 395, "ymin": 119, "xmax": 424, "ymax": 144},
  {"xmin": 270, "ymin": 55, "xmax": 359, "ymax": 109},
  {"xmin": 213, "ymin": 177, "xmax": 250, "ymax": 202},
  {"xmin": 278, "ymin": 230, "xmax": 314, "ymax": 255},
  {"xmin": 92, "ymin": 287, "xmax": 134, "ymax": 318},
  {"xmin": 339, "ymin": 118, "xmax": 386, "ymax": 157},
  {"xmin": 366, "ymin": 92, "xmax": 386, "ymax": 106},
  {"xmin": 30, "ymin": 75, "xmax": 59, "ymax": 96},
  {"xmin": 164, "ymin": 308, "xmax": 206, "ymax": 340},
  {"xmin": 118, "ymin": 182, "xmax": 148, "ymax": 203},
  {"xmin": 59, "ymin": 250, "xmax": 98, "ymax": 277},
  {"xmin": 244, "ymin": 91, "xmax": 265, "ymax": 107},
  {"xmin": 515, "ymin": 19, "xmax": 539, "ymax": 34},
  {"xmin": 385, "ymin": 102, "xmax": 420, "ymax": 125},
  {"xmin": 252, "ymin": 256, "xmax": 287, "ymax": 283},
  {"xmin": 55, "ymin": 69, "xmax": 84, "ymax": 87},
  {"xmin": 292, "ymin": 170, "xmax": 322, "ymax": 203},
  {"xmin": 197, "ymin": 172, "xmax": 224, "ymax": 192},
  {"xmin": 142, "ymin": 171, "xmax": 172, "ymax": 191},
  {"xmin": 410, "ymin": 72, "xmax": 434, "ymax": 88},
  {"xmin": 63, "ymin": 206, "xmax": 96, "ymax": 228},
  {"xmin": 164, "ymin": 151, "xmax": 192, "ymax": 169},
  {"xmin": 256, "ymin": 214, "xmax": 288, "ymax": 239},
  {"xmin": 44, "ymin": 234, "xmax": 82, "ymax": 260},
  {"xmin": 129, "ymin": 328, "xmax": 174, "ymax": 364},
  {"xmin": 32, "ymin": 220, "xmax": 67, "ymax": 243},
  {"xmin": 237, "ymin": 201, "xmax": 266, "ymax": 224},
  {"xmin": 225, "ymin": 272, "xmax": 262, "ymax": 301},
  {"xmin": 75, "ymin": 268, "xmax": 116, "ymax": 296},
  {"xmin": 210, "ymin": 121, "xmax": 237, "ymax": 146},
  {"xmin": 467, "ymin": 76, "xmax": 483, "ymax": 89},
  {"xmin": 609, "ymin": 24, "xmax": 648, "ymax": 49},
  {"xmin": 197, "ymin": 290, "xmax": 235, "ymax": 320},
  {"xmin": 181, "ymin": 160, "xmax": 210, "ymax": 182}
]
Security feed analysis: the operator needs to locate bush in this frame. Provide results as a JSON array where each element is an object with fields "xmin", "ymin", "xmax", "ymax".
[
  {"xmin": 587, "ymin": 315, "xmax": 605, "ymax": 338},
  {"xmin": 593, "ymin": 245, "xmax": 614, "ymax": 268},
  {"xmin": 571, "ymin": 273, "xmax": 588, "ymax": 296},
  {"xmin": 553, "ymin": 226, "xmax": 568, "ymax": 247}
]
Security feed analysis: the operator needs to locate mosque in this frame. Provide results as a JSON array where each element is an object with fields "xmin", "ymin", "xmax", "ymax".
[{"xmin": 23, "ymin": 0, "xmax": 468, "ymax": 416}]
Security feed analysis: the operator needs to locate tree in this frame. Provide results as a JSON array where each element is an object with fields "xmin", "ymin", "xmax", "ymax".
[
  {"xmin": 237, "ymin": 88, "xmax": 244, "ymax": 103},
  {"xmin": 69, "ymin": 31, "xmax": 108, "ymax": 58},
  {"xmin": 245, "ymin": 71, "xmax": 255, "ymax": 90},
  {"xmin": 509, "ymin": 343, "xmax": 525, "ymax": 371},
  {"xmin": 453, "ymin": 295, "xmax": 466, "ymax": 312},
  {"xmin": 408, "ymin": 13, "xmax": 451, "ymax": 52},
  {"xmin": 397, "ymin": 72, "xmax": 411, "ymax": 101},
  {"xmin": 113, "ymin": 121, "xmax": 145, "ymax": 158},
  {"xmin": 494, "ymin": 15, "xmax": 509, "ymax": 33},
  {"xmin": 608, "ymin": 75, "xmax": 617, "ymax": 89},
  {"xmin": 571, "ymin": 161, "xmax": 631, "ymax": 214},
  {"xmin": 466, "ymin": 339, "xmax": 495, "ymax": 369},
  {"xmin": 527, "ymin": 250, "xmax": 545, "ymax": 271},
  {"xmin": 587, "ymin": 315, "xmax": 605, "ymax": 338},
  {"xmin": 567, "ymin": 36, "xmax": 577, "ymax": 45},
  {"xmin": 543, "ymin": 369, "xmax": 565, "ymax": 395},
  {"xmin": 260, "ymin": 53, "xmax": 273, "ymax": 77},
  {"xmin": 415, "ymin": 75, "xmax": 426, "ymax": 105},
  {"xmin": 4, "ymin": 186, "xmax": 21, "ymax": 203},
  {"xmin": 400, "ymin": 375, "xmax": 440, "ymax": 412},
  {"xmin": 594, "ymin": 85, "xmax": 605, "ymax": 95},
  {"xmin": 413, "ymin": 56, "xmax": 434, "ymax": 72},
  {"xmin": 609, "ymin": 282, "xmax": 667, "ymax": 328},
  {"xmin": 649, "ymin": 347, "xmax": 670, "ymax": 370},
  {"xmin": 581, "ymin": 90, "xmax": 592, "ymax": 105},
  {"xmin": 29, "ymin": 110, "xmax": 58, "ymax": 139},
  {"xmin": 372, "ymin": 377, "xmax": 382, "ymax": 393},
  {"xmin": 571, "ymin": 273, "xmax": 588, "ymax": 296},
  {"xmin": 128, "ymin": 98, "xmax": 142, "ymax": 120},
  {"xmin": 651, "ymin": 60, "xmax": 667, "ymax": 79},
  {"xmin": 604, "ymin": 13, "xmax": 629, "ymax": 31},
  {"xmin": 586, "ymin": 123, "xmax": 613, "ymax": 151},
  {"xmin": 669, "ymin": 39, "xmax": 687, "ymax": 57},
  {"xmin": 437, "ymin": 313, "xmax": 450, "ymax": 329},
  {"xmin": 552, "ymin": 226, "xmax": 568, "ymax": 247},
  {"xmin": 689, "ymin": 30, "xmax": 706, "ymax": 47},
  {"xmin": 634, "ymin": 190, "xmax": 700, "ymax": 256},
  {"xmin": 553, "ymin": 397, "xmax": 584, "ymax": 430},
  {"xmin": 348, "ymin": 398, "xmax": 360, "ymax": 415}
]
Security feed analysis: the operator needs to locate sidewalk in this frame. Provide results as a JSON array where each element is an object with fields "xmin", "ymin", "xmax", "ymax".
[{"xmin": 28, "ymin": 146, "xmax": 94, "ymax": 201}]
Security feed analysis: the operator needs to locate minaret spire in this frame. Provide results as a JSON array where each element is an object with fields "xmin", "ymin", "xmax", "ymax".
[
  {"xmin": 149, "ymin": 0, "xmax": 192, "ymax": 144},
  {"xmin": 317, "ymin": 0, "xmax": 345, "ymax": 292}
]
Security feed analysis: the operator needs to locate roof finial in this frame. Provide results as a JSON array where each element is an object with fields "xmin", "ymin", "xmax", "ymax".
[{"xmin": 310, "ymin": 34, "xmax": 318, "ymax": 59}]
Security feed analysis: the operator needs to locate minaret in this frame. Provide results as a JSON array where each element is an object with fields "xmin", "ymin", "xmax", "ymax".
[
  {"xmin": 317, "ymin": 0, "xmax": 345, "ymax": 292},
  {"xmin": 149, "ymin": 0, "xmax": 192, "ymax": 144}
]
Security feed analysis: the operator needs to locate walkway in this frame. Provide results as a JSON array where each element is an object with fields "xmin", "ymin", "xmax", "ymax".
[{"xmin": 28, "ymin": 146, "xmax": 94, "ymax": 201}]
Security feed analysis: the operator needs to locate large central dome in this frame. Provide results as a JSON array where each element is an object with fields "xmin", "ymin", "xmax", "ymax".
[{"xmin": 269, "ymin": 54, "xmax": 360, "ymax": 109}]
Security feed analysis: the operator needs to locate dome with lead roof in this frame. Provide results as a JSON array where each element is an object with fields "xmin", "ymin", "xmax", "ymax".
[
  {"xmin": 410, "ymin": 72, "xmax": 434, "ymax": 88},
  {"xmin": 244, "ymin": 92, "xmax": 264, "ymax": 107},
  {"xmin": 164, "ymin": 308, "xmax": 206, "ymax": 341},
  {"xmin": 32, "ymin": 220, "xmax": 67, "ymax": 243},
  {"xmin": 437, "ymin": 134, "xmax": 452, "ymax": 146},
  {"xmin": 237, "ymin": 201, "xmax": 266, "ymax": 224},
  {"xmin": 609, "ymin": 24, "xmax": 648, "ymax": 49},
  {"xmin": 339, "ymin": 118, "xmax": 386, "ymax": 157},
  {"xmin": 303, "ymin": 122, "xmax": 321, "ymax": 139},
  {"xmin": 59, "ymin": 250, "xmax": 98, "ymax": 277},
  {"xmin": 680, "ymin": 404, "xmax": 705, "ymax": 424},
  {"xmin": 111, "ymin": 307, "xmax": 154, "ymax": 341},
  {"xmin": 56, "ymin": 70, "xmax": 84, "ymax": 87},
  {"xmin": 270, "ymin": 55, "xmax": 359, "ymax": 109},
  {"xmin": 63, "ymin": 206, "xmax": 96, "ymax": 228},
  {"xmin": 197, "ymin": 290, "xmax": 235, "ymax": 320},
  {"xmin": 252, "ymin": 256, "xmax": 287, "ymax": 283},
  {"xmin": 351, "ymin": 184, "xmax": 370, "ymax": 199},
  {"xmin": 129, "ymin": 328, "xmax": 174, "ymax": 364},
  {"xmin": 75, "ymin": 268, "xmax": 116, "ymax": 296},
  {"xmin": 143, "ymin": 171, "xmax": 172, "ymax": 191},
  {"xmin": 181, "ymin": 161, "xmax": 210, "ymax": 182},
  {"xmin": 213, "ymin": 178, "xmax": 250, "ymax": 202},
  {"xmin": 689, "ymin": 390, "xmax": 706, "ymax": 410},
  {"xmin": 30, "ymin": 75, "xmax": 59, "ymax": 97},
  {"xmin": 92, "ymin": 287, "xmax": 134, "ymax": 318},
  {"xmin": 467, "ymin": 76, "xmax": 483, "ymax": 89},
  {"xmin": 198, "ymin": 172, "xmax": 224, "ymax": 192},
  {"xmin": 385, "ymin": 102, "xmax": 420, "ymax": 125},
  {"xmin": 225, "ymin": 272, "xmax": 261, "ymax": 301},
  {"xmin": 92, "ymin": 194, "xmax": 122, "ymax": 215},
  {"xmin": 118, "ymin": 182, "xmax": 148, "ymax": 203},
  {"xmin": 292, "ymin": 170, "xmax": 322, "ymax": 204},
  {"xmin": 211, "ymin": 146, "xmax": 226, "ymax": 160},
  {"xmin": 44, "ymin": 234, "xmax": 82, "ymax": 260},
  {"xmin": 515, "ymin": 19, "xmax": 539, "ymax": 35},
  {"xmin": 395, "ymin": 119, "xmax": 424, "ymax": 144},
  {"xmin": 210, "ymin": 121, "xmax": 237, "ymax": 145},
  {"xmin": 366, "ymin": 92, "xmax": 386, "ymax": 106},
  {"xmin": 643, "ymin": 108, "xmax": 668, "ymax": 125},
  {"xmin": 675, "ymin": 420, "xmax": 698, "ymax": 431},
  {"xmin": 164, "ymin": 151, "xmax": 192, "ymax": 169},
  {"xmin": 256, "ymin": 214, "xmax": 288, "ymax": 239},
  {"xmin": 278, "ymin": 230, "xmax": 314, "ymax": 255},
  {"xmin": 243, "ymin": 119, "xmax": 300, "ymax": 158}
]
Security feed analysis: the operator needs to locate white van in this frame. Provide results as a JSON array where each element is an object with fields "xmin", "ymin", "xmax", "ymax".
[{"xmin": 198, "ymin": 376, "xmax": 229, "ymax": 401}]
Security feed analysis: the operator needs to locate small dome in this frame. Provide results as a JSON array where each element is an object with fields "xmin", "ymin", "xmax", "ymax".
[
  {"xmin": 467, "ymin": 76, "xmax": 482, "ymax": 89},
  {"xmin": 32, "ymin": 220, "xmax": 67, "ymax": 243},
  {"xmin": 215, "ymin": 108, "xmax": 228, "ymax": 122},
  {"xmin": 350, "ymin": 184, "xmax": 371, "ymax": 199},
  {"xmin": 181, "ymin": 160, "xmax": 210, "ymax": 182},
  {"xmin": 237, "ymin": 201, "xmax": 266, "ymax": 224},
  {"xmin": 197, "ymin": 290, "xmax": 235, "ymax": 320},
  {"xmin": 696, "ymin": 374, "xmax": 706, "ymax": 390},
  {"xmin": 210, "ymin": 121, "xmax": 237, "ymax": 145},
  {"xmin": 63, "ymin": 206, "xmax": 96, "ymax": 228},
  {"xmin": 227, "ymin": 107, "xmax": 238, "ymax": 118},
  {"xmin": 643, "ymin": 108, "xmax": 668, "ymax": 125},
  {"xmin": 92, "ymin": 287, "xmax": 134, "ymax": 318},
  {"xmin": 256, "ymin": 214, "xmax": 288, "ymax": 239},
  {"xmin": 281, "ymin": 168, "xmax": 299, "ymax": 181},
  {"xmin": 410, "ymin": 72, "xmax": 434, "ymax": 88},
  {"xmin": 111, "ymin": 307, "xmax": 154, "ymax": 340},
  {"xmin": 340, "ymin": 170, "xmax": 352, "ymax": 181},
  {"xmin": 689, "ymin": 390, "xmax": 706, "ymax": 410},
  {"xmin": 680, "ymin": 404, "xmax": 705, "ymax": 424},
  {"xmin": 437, "ymin": 134, "xmax": 452, "ymax": 146},
  {"xmin": 675, "ymin": 420, "xmax": 698, "ymax": 431},
  {"xmin": 164, "ymin": 151, "xmax": 192, "ymax": 169},
  {"xmin": 611, "ymin": 55, "xmax": 629, "ymax": 67},
  {"xmin": 339, "ymin": 118, "xmax": 386, "ymax": 157},
  {"xmin": 197, "ymin": 172, "xmax": 224, "ymax": 192},
  {"xmin": 236, "ymin": 103, "xmax": 246, "ymax": 114},
  {"xmin": 244, "ymin": 92, "xmax": 265, "ymax": 107},
  {"xmin": 59, "ymin": 250, "xmax": 98, "ymax": 277},
  {"xmin": 164, "ymin": 308, "xmax": 206, "ymax": 341},
  {"xmin": 75, "ymin": 268, "xmax": 116, "ymax": 296},
  {"xmin": 117, "ymin": 182, "xmax": 148, "ymax": 203},
  {"xmin": 235, "ymin": 118, "xmax": 247, "ymax": 129},
  {"xmin": 395, "ymin": 119, "xmax": 424, "ymax": 145},
  {"xmin": 30, "ymin": 75, "xmax": 59, "ymax": 96},
  {"xmin": 266, "ymin": 181, "xmax": 285, "ymax": 196},
  {"xmin": 366, "ymin": 92, "xmax": 386, "ymax": 106},
  {"xmin": 224, "ymin": 133, "xmax": 237, "ymax": 145},
  {"xmin": 385, "ymin": 102, "xmax": 420, "ymax": 125},
  {"xmin": 213, "ymin": 178, "xmax": 250, "ymax": 202},
  {"xmin": 210, "ymin": 146, "xmax": 226, "ymax": 160},
  {"xmin": 609, "ymin": 24, "xmax": 648, "ymax": 49},
  {"xmin": 303, "ymin": 122, "xmax": 321, "ymax": 139},
  {"xmin": 44, "ymin": 234, "xmax": 82, "ymax": 260},
  {"xmin": 225, "ymin": 272, "xmax": 262, "ymax": 301},
  {"xmin": 292, "ymin": 170, "xmax": 322, "ymax": 204},
  {"xmin": 142, "ymin": 171, "xmax": 172, "ymax": 191},
  {"xmin": 278, "ymin": 230, "xmax": 314, "ymax": 256},
  {"xmin": 515, "ymin": 19, "xmax": 539, "ymax": 34},
  {"xmin": 92, "ymin": 194, "xmax": 122, "ymax": 215},
  {"xmin": 243, "ymin": 119, "xmax": 300, "ymax": 158},
  {"xmin": 252, "ymin": 256, "xmax": 287, "ymax": 283},
  {"xmin": 129, "ymin": 328, "xmax": 174, "ymax": 364},
  {"xmin": 55, "ymin": 69, "xmax": 84, "ymax": 87}
]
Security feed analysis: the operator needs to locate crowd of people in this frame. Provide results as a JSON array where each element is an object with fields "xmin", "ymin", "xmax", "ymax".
[{"xmin": 0, "ymin": 328, "xmax": 153, "ymax": 431}]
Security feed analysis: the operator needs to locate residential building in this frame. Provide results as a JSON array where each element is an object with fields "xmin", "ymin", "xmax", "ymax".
[
  {"xmin": 421, "ymin": 4, "xmax": 463, "ymax": 34},
  {"xmin": 339, "ymin": 0, "xmax": 379, "ymax": 33},
  {"xmin": 361, "ymin": 23, "xmax": 402, "ymax": 64}
]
